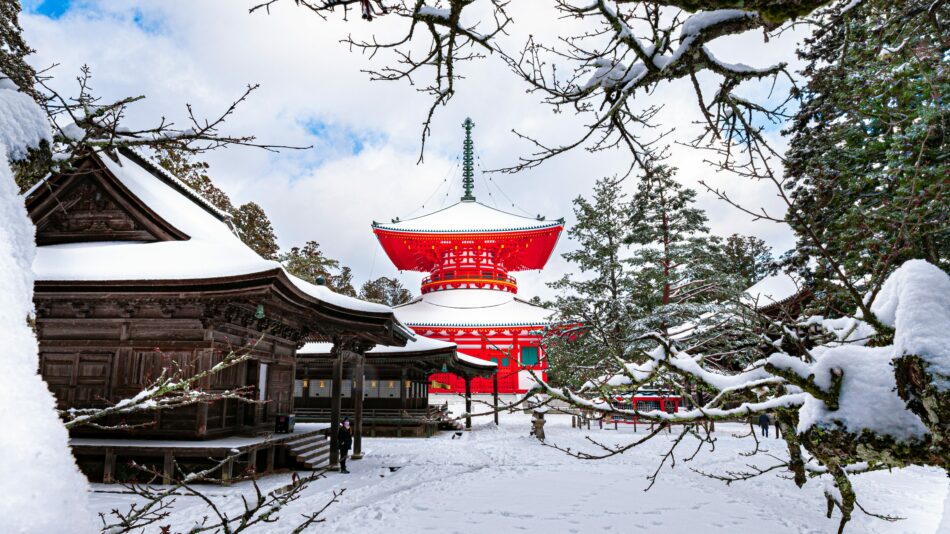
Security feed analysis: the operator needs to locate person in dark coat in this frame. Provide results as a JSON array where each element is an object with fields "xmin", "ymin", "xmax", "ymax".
[
  {"xmin": 338, "ymin": 417, "xmax": 353, "ymax": 474},
  {"xmin": 758, "ymin": 413, "xmax": 770, "ymax": 438}
]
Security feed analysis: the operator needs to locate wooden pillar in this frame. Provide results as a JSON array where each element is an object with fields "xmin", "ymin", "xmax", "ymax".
[
  {"xmin": 398, "ymin": 367, "xmax": 407, "ymax": 437},
  {"xmin": 329, "ymin": 350, "xmax": 343, "ymax": 470},
  {"xmin": 247, "ymin": 448, "xmax": 258, "ymax": 475},
  {"xmin": 492, "ymin": 373, "xmax": 499, "ymax": 425},
  {"xmin": 221, "ymin": 456, "xmax": 233, "ymax": 485},
  {"xmin": 465, "ymin": 376, "xmax": 472, "ymax": 430},
  {"xmin": 162, "ymin": 450, "xmax": 174, "ymax": 485},
  {"xmin": 103, "ymin": 448, "xmax": 115, "ymax": 484},
  {"xmin": 265, "ymin": 445, "xmax": 276, "ymax": 473},
  {"xmin": 352, "ymin": 354, "xmax": 365, "ymax": 460}
]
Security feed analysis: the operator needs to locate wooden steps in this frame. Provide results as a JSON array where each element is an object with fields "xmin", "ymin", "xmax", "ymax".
[{"xmin": 285, "ymin": 433, "xmax": 330, "ymax": 470}]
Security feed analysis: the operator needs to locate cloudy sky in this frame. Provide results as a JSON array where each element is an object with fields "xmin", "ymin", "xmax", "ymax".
[{"xmin": 21, "ymin": 0, "xmax": 808, "ymax": 300}]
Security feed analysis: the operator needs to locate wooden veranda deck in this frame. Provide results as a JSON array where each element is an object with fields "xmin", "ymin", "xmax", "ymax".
[{"xmin": 70, "ymin": 424, "xmax": 330, "ymax": 485}]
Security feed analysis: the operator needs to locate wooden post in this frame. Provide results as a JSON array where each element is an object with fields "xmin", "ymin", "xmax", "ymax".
[
  {"xmin": 352, "ymin": 354, "xmax": 365, "ymax": 460},
  {"xmin": 266, "ymin": 445, "xmax": 276, "ymax": 473},
  {"xmin": 162, "ymin": 450, "xmax": 174, "ymax": 485},
  {"xmin": 398, "ymin": 367, "xmax": 407, "ymax": 437},
  {"xmin": 492, "ymin": 373, "xmax": 499, "ymax": 425},
  {"xmin": 464, "ymin": 376, "xmax": 472, "ymax": 430},
  {"xmin": 103, "ymin": 448, "xmax": 116, "ymax": 484},
  {"xmin": 329, "ymin": 350, "xmax": 343, "ymax": 470},
  {"xmin": 221, "ymin": 457, "xmax": 233, "ymax": 485},
  {"xmin": 247, "ymin": 448, "xmax": 258, "ymax": 476}
]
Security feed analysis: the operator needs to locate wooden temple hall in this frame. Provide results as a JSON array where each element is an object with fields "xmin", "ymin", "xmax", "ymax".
[
  {"xmin": 295, "ymin": 337, "xmax": 498, "ymax": 444},
  {"xmin": 25, "ymin": 147, "xmax": 497, "ymax": 483}
]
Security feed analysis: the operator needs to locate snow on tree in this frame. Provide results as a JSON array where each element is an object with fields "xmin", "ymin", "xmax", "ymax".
[
  {"xmin": 545, "ymin": 176, "xmax": 642, "ymax": 388},
  {"xmin": 708, "ymin": 234, "xmax": 774, "ymax": 289},
  {"xmin": 359, "ymin": 276, "xmax": 413, "ymax": 306},
  {"xmin": 782, "ymin": 0, "xmax": 949, "ymax": 314},
  {"xmin": 0, "ymin": 75, "xmax": 96, "ymax": 534}
]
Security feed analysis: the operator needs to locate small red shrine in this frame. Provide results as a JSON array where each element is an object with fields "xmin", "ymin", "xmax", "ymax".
[{"xmin": 372, "ymin": 118, "xmax": 564, "ymax": 394}]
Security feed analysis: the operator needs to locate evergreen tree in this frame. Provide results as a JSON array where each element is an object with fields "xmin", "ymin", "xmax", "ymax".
[
  {"xmin": 231, "ymin": 202, "xmax": 279, "ymax": 260},
  {"xmin": 279, "ymin": 241, "xmax": 355, "ymax": 296},
  {"xmin": 784, "ymin": 0, "xmax": 949, "ymax": 310},
  {"xmin": 359, "ymin": 276, "xmax": 413, "ymax": 306},
  {"xmin": 0, "ymin": 1, "xmax": 37, "ymax": 98},
  {"xmin": 626, "ymin": 164, "xmax": 713, "ymax": 335},
  {"xmin": 703, "ymin": 234, "xmax": 774, "ymax": 292},
  {"xmin": 333, "ymin": 266, "xmax": 357, "ymax": 297},
  {"xmin": 545, "ymin": 177, "xmax": 640, "ymax": 388}
]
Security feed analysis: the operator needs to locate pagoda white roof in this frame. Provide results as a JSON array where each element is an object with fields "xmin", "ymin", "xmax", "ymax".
[
  {"xmin": 31, "ymin": 149, "xmax": 391, "ymax": 316},
  {"xmin": 394, "ymin": 288, "xmax": 553, "ymax": 328},
  {"xmin": 373, "ymin": 200, "xmax": 562, "ymax": 234}
]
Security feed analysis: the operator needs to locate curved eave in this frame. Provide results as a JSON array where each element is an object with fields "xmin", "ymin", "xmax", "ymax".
[
  {"xmin": 406, "ymin": 321, "xmax": 551, "ymax": 329},
  {"xmin": 35, "ymin": 268, "xmax": 410, "ymax": 346},
  {"xmin": 373, "ymin": 224, "xmax": 564, "ymax": 272},
  {"xmin": 371, "ymin": 220, "xmax": 564, "ymax": 234}
]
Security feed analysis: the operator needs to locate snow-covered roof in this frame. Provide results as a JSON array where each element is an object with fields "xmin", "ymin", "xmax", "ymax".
[
  {"xmin": 456, "ymin": 350, "xmax": 498, "ymax": 368},
  {"xmin": 30, "ymin": 149, "xmax": 392, "ymax": 316},
  {"xmin": 373, "ymin": 200, "xmax": 562, "ymax": 234},
  {"xmin": 394, "ymin": 288, "xmax": 553, "ymax": 327},
  {"xmin": 743, "ymin": 272, "xmax": 805, "ymax": 309},
  {"xmin": 300, "ymin": 335, "xmax": 456, "ymax": 356}
]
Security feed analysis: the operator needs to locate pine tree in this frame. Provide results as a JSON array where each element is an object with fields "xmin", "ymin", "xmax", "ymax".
[
  {"xmin": 232, "ymin": 202, "xmax": 279, "ymax": 260},
  {"xmin": 279, "ymin": 241, "xmax": 355, "ymax": 296},
  {"xmin": 783, "ymin": 0, "xmax": 949, "ymax": 310},
  {"xmin": 0, "ymin": 1, "xmax": 37, "ymax": 98},
  {"xmin": 359, "ymin": 276, "xmax": 412, "ymax": 306},
  {"xmin": 332, "ymin": 266, "xmax": 357, "ymax": 297},
  {"xmin": 545, "ymin": 177, "xmax": 640, "ymax": 388},
  {"xmin": 626, "ymin": 164, "xmax": 712, "ymax": 335}
]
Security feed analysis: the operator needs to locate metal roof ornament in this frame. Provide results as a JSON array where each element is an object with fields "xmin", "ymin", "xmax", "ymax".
[{"xmin": 461, "ymin": 117, "xmax": 476, "ymax": 202}]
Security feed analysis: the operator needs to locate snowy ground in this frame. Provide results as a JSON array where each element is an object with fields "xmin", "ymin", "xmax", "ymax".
[{"xmin": 87, "ymin": 404, "xmax": 949, "ymax": 533}]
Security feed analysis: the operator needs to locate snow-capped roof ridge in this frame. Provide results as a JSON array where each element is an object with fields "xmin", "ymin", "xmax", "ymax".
[
  {"xmin": 373, "ymin": 199, "xmax": 563, "ymax": 234},
  {"xmin": 117, "ymin": 147, "xmax": 233, "ymax": 224}
]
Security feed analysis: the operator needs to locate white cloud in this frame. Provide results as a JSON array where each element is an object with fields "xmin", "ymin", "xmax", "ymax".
[{"xmin": 22, "ymin": 0, "xmax": 808, "ymax": 300}]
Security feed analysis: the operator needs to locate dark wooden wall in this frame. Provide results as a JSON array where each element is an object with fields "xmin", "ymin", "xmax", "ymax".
[{"xmin": 36, "ymin": 298, "xmax": 299, "ymax": 439}]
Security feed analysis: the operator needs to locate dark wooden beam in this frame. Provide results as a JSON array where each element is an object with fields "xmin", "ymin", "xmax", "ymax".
[
  {"xmin": 103, "ymin": 448, "xmax": 115, "ymax": 484},
  {"xmin": 493, "ymin": 373, "xmax": 499, "ymax": 426},
  {"xmin": 162, "ymin": 450, "xmax": 174, "ymax": 485},
  {"xmin": 352, "ymin": 354, "xmax": 365, "ymax": 460},
  {"xmin": 465, "ymin": 376, "xmax": 472, "ymax": 430},
  {"xmin": 329, "ymin": 350, "xmax": 343, "ymax": 470}
]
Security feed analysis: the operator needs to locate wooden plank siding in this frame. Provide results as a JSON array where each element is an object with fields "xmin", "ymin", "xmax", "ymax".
[{"xmin": 36, "ymin": 307, "xmax": 300, "ymax": 440}]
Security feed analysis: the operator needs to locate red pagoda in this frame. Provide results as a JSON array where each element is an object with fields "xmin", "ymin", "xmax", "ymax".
[{"xmin": 372, "ymin": 118, "xmax": 564, "ymax": 394}]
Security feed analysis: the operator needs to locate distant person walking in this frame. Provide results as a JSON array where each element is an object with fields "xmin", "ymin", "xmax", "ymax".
[
  {"xmin": 774, "ymin": 415, "xmax": 782, "ymax": 439},
  {"xmin": 758, "ymin": 413, "xmax": 770, "ymax": 438},
  {"xmin": 338, "ymin": 417, "xmax": 353, "ymax": 474}
]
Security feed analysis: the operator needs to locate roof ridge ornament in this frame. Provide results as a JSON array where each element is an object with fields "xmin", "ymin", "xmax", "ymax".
[{"xmin": 461, "ymin": 117, "xmax": 476, "ymax": 202}]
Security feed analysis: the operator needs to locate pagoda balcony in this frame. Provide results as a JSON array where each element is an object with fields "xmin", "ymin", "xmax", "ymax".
[{"xmin": 421, "ymin": 272, "xmax": 518, "ymax": 294}]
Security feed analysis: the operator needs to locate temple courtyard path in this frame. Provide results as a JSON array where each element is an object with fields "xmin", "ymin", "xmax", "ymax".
[{"xmin": 87, "ymin": 408, "xmax": 949, "ymax": 533}]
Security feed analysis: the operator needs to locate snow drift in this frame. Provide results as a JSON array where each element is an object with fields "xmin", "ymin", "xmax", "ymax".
[{"xmin": 0, "ymin": 78, "xmax": 96, "ymax": 533}]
